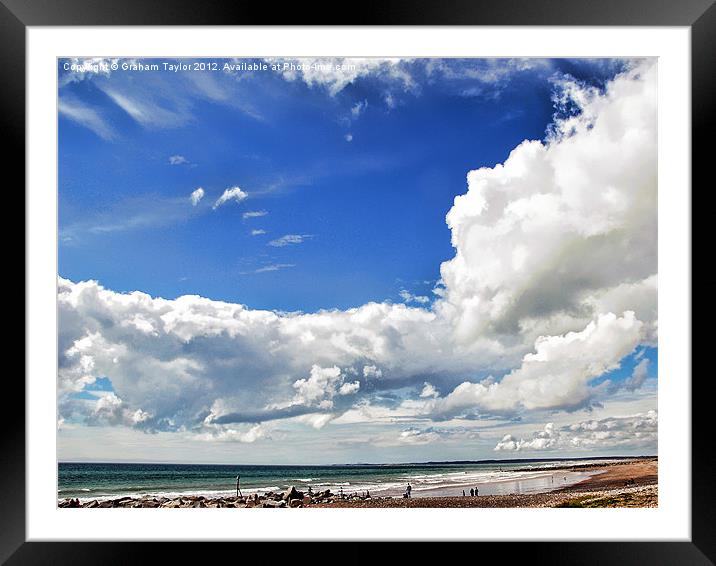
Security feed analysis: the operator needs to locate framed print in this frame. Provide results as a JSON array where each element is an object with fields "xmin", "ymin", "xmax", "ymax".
[{"xmin": 8, "ymin": 0, "xmax": 712, "ymax": 562}]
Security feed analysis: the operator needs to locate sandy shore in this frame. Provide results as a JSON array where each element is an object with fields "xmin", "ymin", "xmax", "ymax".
[
  {"xmin": 314, "ymin": 458, "xmax": 658, "ymax": 508},
  {"xmin": 58, "ymin": 457, "xmax": 657, "ymax": 509},
  {"xmin": 313, "ymin": 485, "xmax": 657, "ymax": 508},
  {"xmin": 554, "ymin": 458, "xmax": 657, "ymax": 491}
]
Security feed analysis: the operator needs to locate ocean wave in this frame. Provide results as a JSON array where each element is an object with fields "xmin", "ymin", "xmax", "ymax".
[{"xmin": 58, "ymin": 461, "xmax": 611, "ymax": 502}]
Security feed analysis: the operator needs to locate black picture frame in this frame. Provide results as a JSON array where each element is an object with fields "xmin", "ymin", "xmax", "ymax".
[{"xmin": 7, "ymin": 0, "xmax": 711, "ymax": 562}]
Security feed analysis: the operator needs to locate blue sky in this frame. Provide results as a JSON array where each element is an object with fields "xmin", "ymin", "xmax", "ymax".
[
  {"xmin": 58, "ymin": 58, "xmax": 658, "ymax": 464},
  {"xmin": 60, "ymin": 58, "xmax": 627, "ymax": 312}
]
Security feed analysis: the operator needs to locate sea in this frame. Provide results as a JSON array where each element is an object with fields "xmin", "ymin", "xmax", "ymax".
[{"xmin": 57, "ymin": 457, "xmax": 630, "ymax": 501}]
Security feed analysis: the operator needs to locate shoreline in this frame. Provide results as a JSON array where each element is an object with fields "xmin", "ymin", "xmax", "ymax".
[
  {"xmin": 315, "ymin": 458, "xmax": 658, "ymax": 508},
  {"xmin": 58, "ymin": 457, "xmax": 657, "ymax": 509}
]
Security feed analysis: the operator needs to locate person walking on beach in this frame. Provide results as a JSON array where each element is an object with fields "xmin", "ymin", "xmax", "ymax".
[
  {"xmin": 470, "ymin": 488, "xmax": 474, "ymax": 497},
  {"xmin": 463, "ymin": 490, "xmax": 466, "ymax": 497},
  {"xmin": 406, "ymin": 483, "xmax": 412, "ymax": 498},
  {"xmin": 474, "ymin": 487, "xmax": 479, "ymax": 496}
]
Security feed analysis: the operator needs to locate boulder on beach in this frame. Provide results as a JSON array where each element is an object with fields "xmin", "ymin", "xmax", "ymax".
[{"xmin": 282, "ymin": 486, "xmax": 304, "ymax": 501}]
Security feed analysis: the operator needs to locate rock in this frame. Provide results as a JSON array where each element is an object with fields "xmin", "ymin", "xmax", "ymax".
[
  {"xmin": 86, "ymin": 500, "xmax": 99, "ymax": 508},
  {"xmin": 282, "ymin": 486, "xmax": 304, "ymax": 501},
  {"xmin": 289, "ymin": 499, "xmax": 303, "ymax": 508},
  {"xmin": 302, "ymin": 496, "xmax": 312, "ymax": 505},
  {"xmin": 263, "ymin": 499, "xmax": 282, "ymax": 508}
]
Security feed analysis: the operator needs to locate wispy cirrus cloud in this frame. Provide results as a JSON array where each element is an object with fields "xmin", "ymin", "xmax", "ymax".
[
  {"xmin": 268, "ymin": 234, "xmax": 313, "ymax": 247},
  {"xmin": 399, "ymin": 290, "xmax": 430, "ymax": 305},
  {"xmin": 265, "ymin": 57, "xmax": 414, "ymax": 96},
  {"xmin": 254, "ymin": 263, "xmax": 294, "ymax": 273},
  {"xmin": 102, "ymin": 87, "xmax": 190, "ymax": 129},
  {"xmin": 58, "ymin": 97, "xmax": 115, "ymax": 140},
  {"xmin": 60, "ymin": 58, "xmax": 265, "ymax": 138},
  {"xmin": 58, "ymin": 57, "xmax": 119, "ymax": 86},
  {"xmin": 60, "ymin": 194, "xmax": 201, "ymax": 244},
  {"xmin": 243, "ymin": 210, "xmax": 268, "ymax": 219}
]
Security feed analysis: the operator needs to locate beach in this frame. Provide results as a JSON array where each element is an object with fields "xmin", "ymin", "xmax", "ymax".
[
  {"xmin": 314, "ymin": 459, "xmax": 658, "ymax": 508},
  {"xmin": 58, "ymin": 457, "xmax": 657, "ymax": 509}
]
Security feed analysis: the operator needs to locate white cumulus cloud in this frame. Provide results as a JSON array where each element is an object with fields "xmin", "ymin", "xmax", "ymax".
[
  {"xmin": 437, "ymin": 62, "xmax": 656, "ymax": 350},
  {"xmin": 57, "ymin": 61, "xmax": 657, "ymax": 442},
  {"xmin": 494, "ymin": 411, "xmax": 657, "ymax": 452},
  {"xmin": 213, "ymin": 186, "xmax": 248, "ymax": 209},
  {"xmin": 351, "ymin": 100, "xmax": 368, "ymax": 118},
  {"xmin": 189, "ymin": 187, "xmax": 205, "ymax": 206}
]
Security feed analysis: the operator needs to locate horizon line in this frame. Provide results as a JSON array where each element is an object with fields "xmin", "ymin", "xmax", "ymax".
[{"xmin": 58, "ymin": 454, "xmax": 658, "ymax": 467}]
